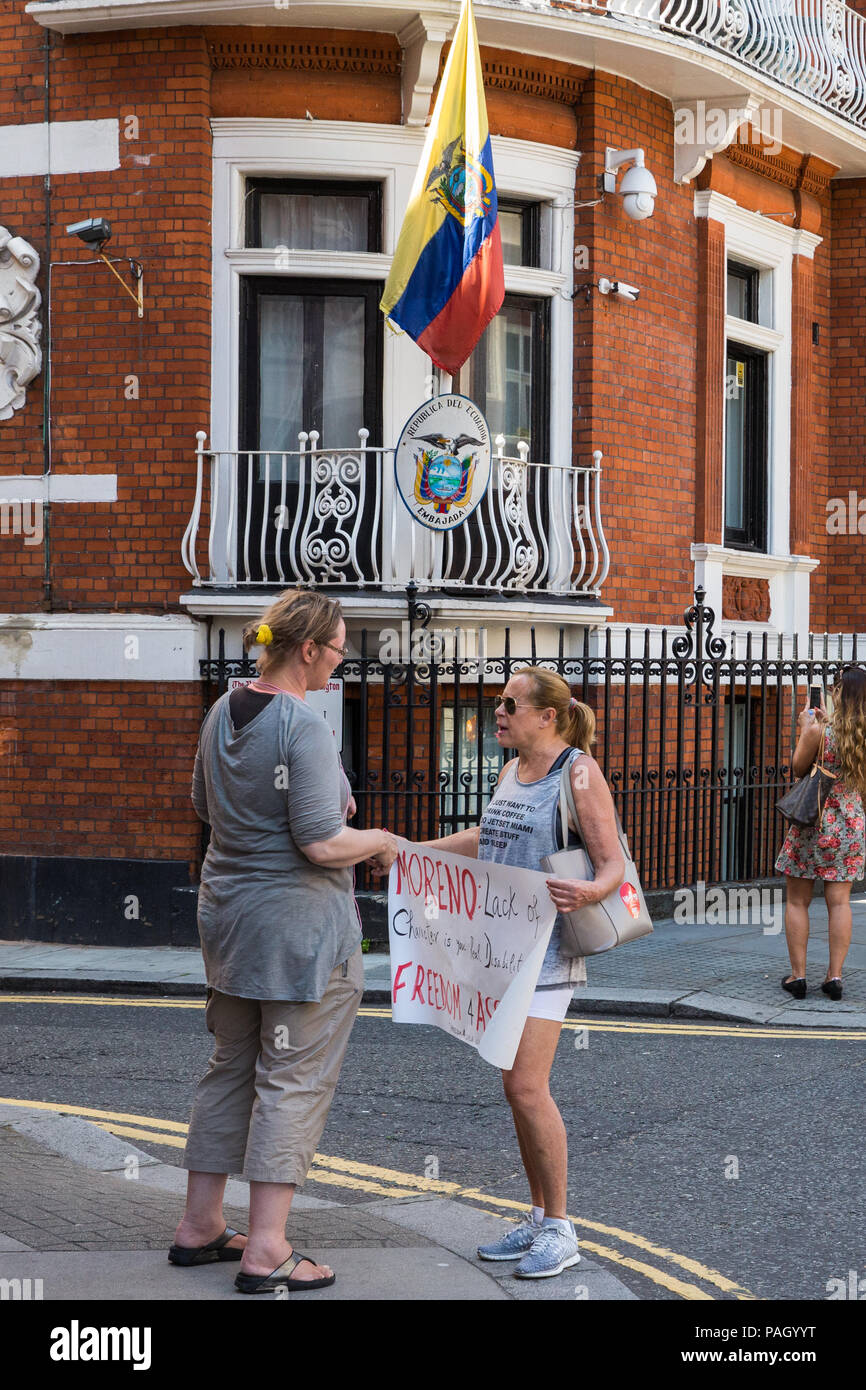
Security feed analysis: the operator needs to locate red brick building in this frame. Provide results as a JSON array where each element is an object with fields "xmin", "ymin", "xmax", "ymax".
[{"xmin": 1, "ymin": 0, "xmax": 865, "ymax": 942}]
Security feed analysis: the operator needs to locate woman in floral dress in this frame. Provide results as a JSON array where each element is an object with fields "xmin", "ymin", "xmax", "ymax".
[{"xmin": 775, "ymin": 665, "xmax": 866, "ymax": 1001}]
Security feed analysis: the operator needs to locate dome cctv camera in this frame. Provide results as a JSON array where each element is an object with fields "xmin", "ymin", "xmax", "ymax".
[
  {"xmin": 602, "ymin": 148, "xmax": 658, "ymax": 222},
  {"xmin": 619, "ymin": 164, "xmax": 657, "ymax": 222}
]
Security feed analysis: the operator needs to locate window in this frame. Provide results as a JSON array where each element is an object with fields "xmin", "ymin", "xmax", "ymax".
[
  {"xmin": 456, "ymin": 294, "xmax": 550, "ymax": 462},
  {"xmin": 240, "ymin": 276, "xmax": 382, "ymax": 460},
  {"xmin": 724, "ymin": 343, "xmax": 767, "ymax": 551},
  {"xmin": 238, "ymin": 275, "xmax": 383, "ymax": 580},
  {"xmin": 245, "ymin": 178, "xmax": 382, "ymax": 253},
  {"xmin": 726, "ymin": 261, "xmax": 759, "ymax": 322},
  {"xmin": 439, "ymin": 704, "xmax": 502, "ymax": 828},
  {"xmin": 498, "ymin": 200, "xmax": 541, "ymax": 268}
]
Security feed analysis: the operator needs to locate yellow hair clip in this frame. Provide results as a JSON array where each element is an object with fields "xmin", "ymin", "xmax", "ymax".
[{"xmin": 256, "ymin": 623, "xmax": 274, "ymax": 646}]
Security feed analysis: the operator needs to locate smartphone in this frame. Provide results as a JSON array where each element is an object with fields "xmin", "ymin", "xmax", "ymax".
[{"xmin": 809, "ymin": 684, "xmax": 823, "ymax": 709}]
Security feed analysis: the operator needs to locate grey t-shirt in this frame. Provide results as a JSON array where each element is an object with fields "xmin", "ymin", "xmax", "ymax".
[{"xmin": 192, "ymin": 690, "xmax": 361, "ymax": 1001}]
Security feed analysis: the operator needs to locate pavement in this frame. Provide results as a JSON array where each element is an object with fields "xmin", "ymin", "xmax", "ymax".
[
  {"xmin": 1, "ymin": 889, "xmax": 866, "ymax": 1028},
  {"xmin": 0, "ymin": 1103, "xmax": 635, "ymax": 1302},
  {"xmin": 1, "ymin": 897, "xmax": 864, "ymax": 1304}
]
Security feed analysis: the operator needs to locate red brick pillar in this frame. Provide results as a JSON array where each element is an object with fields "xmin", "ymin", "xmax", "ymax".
[
  {"xmin": 695, "ymin": 217, "xmax": 725, "ymax": 543},
  {"xmin": 790, "ymin": 255, "xmax": 814, "ymax": 557}
]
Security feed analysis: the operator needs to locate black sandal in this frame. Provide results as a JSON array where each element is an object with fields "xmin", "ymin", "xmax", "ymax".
[
  {"xmin": 168, "ymin": 1226, "xmax": 245, "ymax": 1266},
  {"xmin": 235, "ymin": 1250, "xmax": 335, "ymax": 1294},
  {"xmin": 781, "ymin": 975, "xmax": 807, "ymax": 1000}
]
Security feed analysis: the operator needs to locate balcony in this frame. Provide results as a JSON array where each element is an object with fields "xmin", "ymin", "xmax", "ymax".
[
  {"xmin": 180, "ymin": 431, "xmax": 610, "ymax": 599},
  {"xmin": 26, "ymin": 1, "xmax": 866, "ymax": 150},
  {"xmin": 610, "ymin": 0, "xmax": 866, "ymax": 128}
]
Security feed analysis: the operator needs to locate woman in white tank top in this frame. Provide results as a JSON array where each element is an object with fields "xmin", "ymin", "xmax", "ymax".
[{"xmin": 424, "ymin": 666, "xmax": 624, "ymax": 1279}]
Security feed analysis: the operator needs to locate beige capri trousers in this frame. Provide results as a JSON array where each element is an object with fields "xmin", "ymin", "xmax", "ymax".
[{"xmin": 182, "ymin": 947, "xmax": 364, "ymax": 1186}]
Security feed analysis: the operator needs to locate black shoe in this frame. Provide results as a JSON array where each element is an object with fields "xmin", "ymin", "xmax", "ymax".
[
  {"xmin": 781, "ymin": 975, "xmax": 807, "ymax": 1000},
  {"xmin": 820, "ymin": 977, "xmax": 843, "ymax": 1001}
]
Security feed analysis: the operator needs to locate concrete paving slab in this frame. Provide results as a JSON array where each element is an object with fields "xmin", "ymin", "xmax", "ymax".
[
  {"xmin": 0, "ymin": 1109, "xmax": 163, "ymax": 1172},
  {"xmin": 0, "ymin": 1246, "xmax": 506, "ymax": 1301},
  {"xmin": 769, "ymin": 1008, "xmax": 866, "ymax": 1029},
  {"xmin": 671, "ymin": 993, "xmax": 789, "ymax": 1024},
  {"xmin": 569, "ymin": 987, "xmax": 689, "ymax": 1016},
  {"xmin": 361, "ymin": 1195, "xmax": 637, "ymax": 1300},
  {"xmin": 0, "ymin": 1234, "xmax": 34, "ymax": 1251}
]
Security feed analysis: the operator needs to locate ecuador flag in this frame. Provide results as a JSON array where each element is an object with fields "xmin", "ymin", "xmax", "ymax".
[{"xmin": 380, "ymin": 0, "xmax": 504, "ymax": 377}]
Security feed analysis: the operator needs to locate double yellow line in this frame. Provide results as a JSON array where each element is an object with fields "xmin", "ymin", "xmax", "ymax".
[
  {"xmin": 0, "ymin": 1095, "xmax": 756, "ymax": 1301},
  {"xmin": 2, "ymin": 995, "xmax": 863, "ymax": 1041}
]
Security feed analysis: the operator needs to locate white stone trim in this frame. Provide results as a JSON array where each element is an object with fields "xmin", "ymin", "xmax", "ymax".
[
  {"xmin": 0, "ymin": 475, "xmax": 118, "ymax": 502},
  {"xmin": 691, "ymin": 542, "xmax": 819, "ymax": 643},
  {"xmin": 0, "ymin": 119, "xmax": 119, "ymax": 179},
  {"xmin": 0, "ymin": 614, "xmax": 203, "ymax": 681},
  {"xmin": 672, "ymin": 94, "xmax": 761, "ymax": 185},
  {"xmin": 693, "ymin": 188, "xmax": 822, "ymax": 640},
  {"xmin": 398, "ymin": 13, "xmax": 450, "ymax": 127}
]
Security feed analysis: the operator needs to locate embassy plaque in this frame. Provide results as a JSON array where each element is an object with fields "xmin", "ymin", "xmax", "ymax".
[{"xmin": 394, "ymin": 394, "xmax": 492, "ymax": 532}]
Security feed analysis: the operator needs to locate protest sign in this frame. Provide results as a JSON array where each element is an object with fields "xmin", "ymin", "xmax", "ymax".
[{"xmin": 388, "ymin": 840, "xmax": 557, "ymax": 1069}]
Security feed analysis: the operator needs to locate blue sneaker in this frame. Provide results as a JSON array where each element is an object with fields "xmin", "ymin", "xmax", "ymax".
[
  {"xmin": 477, "ymin": 1219, "xmax": 542, "ymax": 1262},
  {"xmin": 514, "ymin": 1220, "xmax": 581, "ymax": 1278}
]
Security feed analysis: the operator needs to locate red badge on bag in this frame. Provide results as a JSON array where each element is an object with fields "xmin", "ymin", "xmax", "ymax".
[{"xmin": 620, "ymin": 883, "xmax": 641, "ymax": 918}]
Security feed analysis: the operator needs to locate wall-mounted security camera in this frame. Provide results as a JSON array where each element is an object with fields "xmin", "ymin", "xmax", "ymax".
[
  {"xmin": 602, "ymin": 148, "xmax": 657, "ymax": 222},
  {"xmin": 597, "ymin": 278, "xmax": 641, "ymax": 303},
  {"xmin": 65, "ymin": 217, "xmax": 112, "ymax": 246}
]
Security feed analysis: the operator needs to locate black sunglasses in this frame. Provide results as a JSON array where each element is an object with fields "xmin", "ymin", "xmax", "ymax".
[{"xmin": 496, "ymin": 694, "xmax": 535, "ymax": 715}]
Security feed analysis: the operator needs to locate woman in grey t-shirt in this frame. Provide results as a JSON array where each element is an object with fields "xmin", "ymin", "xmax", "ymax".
[
  {"xmin": 425, "ymin": 666, "xmax": 623, "ymax": 1279},
  {"xmin": 170, "ymin": 592, "xmax": 396, "ymax": 1295}
]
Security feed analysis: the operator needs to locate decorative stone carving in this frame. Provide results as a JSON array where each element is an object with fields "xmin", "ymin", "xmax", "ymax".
[
  {"xmin": 207, "ymin": 38, "xmax": 401, "ymax": 76},
  {"xmin": 672, "ymin": 94, "xmax": 760, "ymax": 184},
  {"xmin": 399, "ymin": 14, "xmax": 449, "ymax": 127},
  {"xmin": 0, "ymin": 227, "xmax": 42, "ymax": 421},
  {"xmin": 724, "ymin": 144, "xmax": 835, "ymax": 198},
  {"xmin": 433, "ymin": 49, "xmax": 587, "ymax": 108},
  {"xmin": 722, "ymin": 575, "xmax": 771, "ymax": 623}
]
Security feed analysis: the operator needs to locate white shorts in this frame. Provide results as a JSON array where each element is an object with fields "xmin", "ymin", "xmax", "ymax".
[{"xmin": 526, "ymin": 984, "xmax": 575, "ymax": 1022}]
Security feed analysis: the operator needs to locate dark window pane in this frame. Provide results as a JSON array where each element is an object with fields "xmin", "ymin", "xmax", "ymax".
[
  {"xmin": 724, "ymin": 343, "xmax": 767, "ymax": 551},
  {"xmin": 459, "ymin": 297, "xmax": 547, "ymax": 459},
  {"xmin": 724, "ymin": 355, "xmax": 746, "ymax": 530},
  {"xmin": 238, "ymin": 277, "xmax": 383, "ymax": 582},
  {"xmin": 727, "ymin": 261, "xmax": 758, "ymax": 322}
]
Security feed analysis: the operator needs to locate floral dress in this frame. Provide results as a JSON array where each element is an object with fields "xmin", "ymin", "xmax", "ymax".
[{"xmin": 775, "ymin": 722, "xmax": 866, "ymax": 881}]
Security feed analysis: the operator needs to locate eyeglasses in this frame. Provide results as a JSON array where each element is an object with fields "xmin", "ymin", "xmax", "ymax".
[
  {"xmin": 496, "ymin": 694, "xmax": 535, "ymax": 715},
  {"xmin": 322, "ymin": 641, "xmax": 349, "ymax": 660}
]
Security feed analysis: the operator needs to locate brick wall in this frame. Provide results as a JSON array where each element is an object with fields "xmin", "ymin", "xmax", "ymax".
[
  {"xmin": 825, "ymin": 178, "xmax": 866, "ymax": 635},
  {"xmin": 0, "ymin": 12, "xmax": 213, "ymax": 614},
  {"xmin": 0, "ymin": 681, "xmax": 204, "ymax": 867},
  {"xmin": 573, "ymin": 73, "xmax": 698, "ymax": 627}
]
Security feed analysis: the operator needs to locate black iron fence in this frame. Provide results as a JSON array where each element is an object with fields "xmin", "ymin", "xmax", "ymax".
[{"xmin": 201, "ymin": 587, "xmax": 864, "ymax": 891}]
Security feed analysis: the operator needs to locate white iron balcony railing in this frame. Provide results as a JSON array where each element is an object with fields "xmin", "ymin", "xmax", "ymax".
[
  {"xmin": 181, "ymin": 431, "xmax": 610, "ymax": 598},
  {"xmin": 602, "ymin": 0, "xmax": 866, "ymax": 127}
]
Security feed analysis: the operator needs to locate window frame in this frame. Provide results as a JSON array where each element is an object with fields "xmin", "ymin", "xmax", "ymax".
[
  {"xmin": 239, "ymin": 273, "xmax": 383, "ymax": 454},
  {"xmin": 726, "ymin": 259, "xmax": 759, "ymax": 324},
  {"xmin": 456, "ymin": 291, "xmax": 551, "ymax": 465},
  {"xmin": 498, "ymin": 198, "xmax": 542, "ymax": 269},
  {"xmin": 244, "ymin": 176, "xmax": 384, "ymax": 254},
  {"xmin": 724, "ymin": 340, "xmax": 768, "ymax": 553}
]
